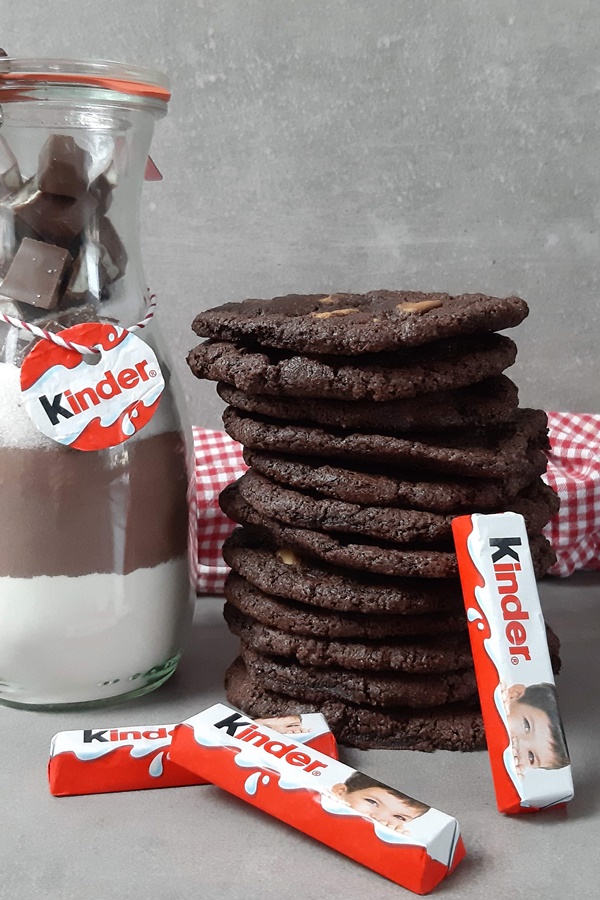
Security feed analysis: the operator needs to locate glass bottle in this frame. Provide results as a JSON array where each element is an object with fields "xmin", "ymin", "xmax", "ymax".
[{"xmin": 0, "ymin": 58, "xmax": 194, "ymax": 707}]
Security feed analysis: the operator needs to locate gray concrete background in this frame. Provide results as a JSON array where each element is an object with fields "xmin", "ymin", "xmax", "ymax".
[{"xmin": 1, "ymin": 0, "xmax": 598, "ymax": 427}]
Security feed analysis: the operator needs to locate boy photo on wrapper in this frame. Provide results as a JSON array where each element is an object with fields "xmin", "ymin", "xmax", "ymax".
[
  {"xmin": 331, "ymin": 772, "xmax": 430, "ymax": 835},
  {"xmin": 254, "ymin": 715, "xmax": 308, "ymax": 735},
  {"xmin": 501, "ymin": 681, "xmax": 571, "ymax": 776}
]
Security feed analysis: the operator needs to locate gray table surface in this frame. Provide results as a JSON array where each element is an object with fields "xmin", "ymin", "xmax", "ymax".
[{"xmin": 1, "ymin": 573, "xmax": 598, "ymax": 900}]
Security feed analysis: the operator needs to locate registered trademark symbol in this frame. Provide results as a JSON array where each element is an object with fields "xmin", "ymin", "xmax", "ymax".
[
  {"xmin": 311, "ymin": 770, "xmax": 322, "ymax": 776},
  {"xmin": 149, "ymin": 369, "xmax": 157, "ymax": 377},
  {"xmin": 511, "ymin": 656, "xmax": 519, "ymax": 665}
]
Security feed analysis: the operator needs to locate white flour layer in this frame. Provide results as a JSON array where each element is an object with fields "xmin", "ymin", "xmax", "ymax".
[{"xmin": 0, "ymin": 556, "xmax": 192, "ymax": 705}]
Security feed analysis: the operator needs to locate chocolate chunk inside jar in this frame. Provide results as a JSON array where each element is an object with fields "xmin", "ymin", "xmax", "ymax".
[{"xmin": 0, "ymin": 58, "xmax": 193, "ymax": 707}]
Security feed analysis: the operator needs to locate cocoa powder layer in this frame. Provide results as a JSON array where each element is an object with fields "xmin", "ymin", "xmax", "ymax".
[{"xmin": 0, "ymin": 430, "xmax": 188, "ymax": 577}]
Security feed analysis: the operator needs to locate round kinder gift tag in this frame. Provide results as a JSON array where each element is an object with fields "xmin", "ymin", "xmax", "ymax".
[{"xmin": 20, "ymin": 322, "xmax": 165, "ymax": 451}]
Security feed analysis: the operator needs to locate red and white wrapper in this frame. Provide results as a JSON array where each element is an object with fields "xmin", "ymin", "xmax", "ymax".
[
  {"xmin": 452, "ymin": 512, "xmax": 574, "ymax": 814},
  {"xmin": 21, "ymin": 322, "xmax": 164, "ymax": 451},
  {"xmin": 170, "ymin": 704, "xmax": 465, "ymax": 895},
  {"xmin": 192, "ymin": 413, "xmax": 600, "ymax": 593},
  {"xmin": 49, "ymin": 713, "xmax": 337, "ymax": 797}
]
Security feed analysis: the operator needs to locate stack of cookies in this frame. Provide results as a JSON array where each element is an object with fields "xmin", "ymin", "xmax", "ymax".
[{"xmin": 187, "ymin": 290, "xmax": 560, "ymax": 751}]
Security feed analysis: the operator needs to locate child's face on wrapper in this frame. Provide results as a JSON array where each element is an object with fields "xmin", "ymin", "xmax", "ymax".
[
  {"xmin": 254, "ymin": 715, "xmax": 306, "ymax": 735},
  {"xmin": 505, "ymin": 687, "xmax": 557, "ymax": 775},
  {"xmin": 333, "ymin": 784, "xmax": 419, "ymax": 833}
]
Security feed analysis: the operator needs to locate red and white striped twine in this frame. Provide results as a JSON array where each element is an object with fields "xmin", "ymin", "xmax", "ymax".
[{"xmin": 0, "ymin": 292, "xmax": 157, "ymax": 356}]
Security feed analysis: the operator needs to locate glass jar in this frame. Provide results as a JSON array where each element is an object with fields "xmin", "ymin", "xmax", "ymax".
[{"xmin": 0, "ymin": 58, "xmax": 194, "ymax": 708}]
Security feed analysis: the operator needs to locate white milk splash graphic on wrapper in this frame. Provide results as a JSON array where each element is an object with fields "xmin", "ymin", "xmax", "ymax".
[{"xmin": 53, "ymin": 726, "xmax": 175, "ymax": 780}]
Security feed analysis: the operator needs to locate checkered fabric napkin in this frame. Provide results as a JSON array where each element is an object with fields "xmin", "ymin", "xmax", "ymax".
[
  {"xmin": 543, "ymin": 412, "xmax": 600, "ymax": 577},
  {"xmin": 192, "ymin": 428, "xmax": 248, "ymax": 595},
  {"xmin": 192, "ymin": 414, "xmax": 600, "ymax": 593}
]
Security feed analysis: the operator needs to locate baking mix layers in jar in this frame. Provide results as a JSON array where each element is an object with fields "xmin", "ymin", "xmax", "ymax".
[{"xmin": 0, "ymin": 58, "xmax": 193, "ymax": 707}]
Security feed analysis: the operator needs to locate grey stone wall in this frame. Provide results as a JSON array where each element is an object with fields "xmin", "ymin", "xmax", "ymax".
[{"xmin": 2, "ymin": 0, "xmax": 598, "ymax": 427}]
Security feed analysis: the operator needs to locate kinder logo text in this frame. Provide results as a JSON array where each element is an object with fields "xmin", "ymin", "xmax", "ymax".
[
  {"xmin": 39, "ymin": 360, "xmax": 154, "ymax": 426},
  {"xmin": 83, "ymin": 727, "xmax": 174, "ymax": 744},
  {"xmin": 214, "ymin": 712, "xmax": 329, "ymax": 775},
  {"xmin": 20, "ymin": 323, "xmax": 165, "ymax": 451},
  {"xmin": 489, "ymin": 536, "xmax": 531, "ymax": 664}
]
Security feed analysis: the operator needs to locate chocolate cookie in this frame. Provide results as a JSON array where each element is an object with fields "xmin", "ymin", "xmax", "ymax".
[
  {"xmin": 222, "ymin": 528, "xmax": 466, "ymax": 615},
  {"xmin": 191, "ymin": 290, "xmax": 528, "ymax": 354},
  {"xmin": 236, "ymin": 469, "xmax": 559, "ymax": 544},
  {"xmin": 224, "ymin": 603, "xmax": 474, "ymax": 673},
  {"xmin": 220, "ymin": 484, "xmax": 557, "ymax": 578},
  {"xmin": 188, "ymin": 333, "xmax": 517, "ymax": 401},
  {"xmin": 240, "ymin": 644, "xmax": 478, "ymax": 709},
  {"xmin": 224, "ymin": 571, "xmax": 467, "ymax": 638},
  {"xmin": 221, "ymin": 485, "xmax": 458, "ymax": 577},
  {"xmin": 244, "ymin": 450, "xmax": 549, "ymax": 512},
  {"xmin": 222, "ymin": 407, "xmax": 550, "ymax": 477},
  {"xmin": 217, "ymin": 375, "xmax": 520, "ymax": 432},
  {"xmin": 225, "ymin": 656, "xmax": 485, "ymax": 751},
  {"xmin": 239, "ymin": 635, "xmax": 561, "ymax": 708}
]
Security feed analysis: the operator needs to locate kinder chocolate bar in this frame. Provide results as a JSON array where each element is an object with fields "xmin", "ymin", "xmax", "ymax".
[
  {"xmin": 169, "ymin": 703, "xmax": 464, "ymax": 895},
  {"xmin": 452, "ymin": 512, "xmax": 573, "ymax": 814},
  {"xmin": 49, "ymin": 712, "xmax": 337, "ymax": 797}
]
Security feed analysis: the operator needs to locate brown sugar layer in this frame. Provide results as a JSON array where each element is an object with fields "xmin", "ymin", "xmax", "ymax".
[{"xmin": 0, "ymin": 431, "xmax": 188, "ymax": 577}]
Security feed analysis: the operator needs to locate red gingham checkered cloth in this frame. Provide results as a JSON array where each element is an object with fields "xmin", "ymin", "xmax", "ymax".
[
  {"xmin": 543, "ymin": 412, "xmax": 600, "ymax": 576},
  {"xmin": 192, "ymin": 428, "xmax": 247, "ymax": 594},
  {"xmin": 192, "ymin": 414, "xmax": 600, "ymax": 593}
]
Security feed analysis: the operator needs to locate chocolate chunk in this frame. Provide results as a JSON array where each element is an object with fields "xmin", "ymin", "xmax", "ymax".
[
  {"xmin": 63, "ymin": 244, "xmax": 102, "ymax": 307},
  {"xmin": 0, "ymin": 135, "xmax": 21, "ymax": 201},
  {"xmin": 38, "ymin": 135, "xmax": 91, "ymax": 198},
  {"xmin": 10, "ymin": 177, "xmax": 98, "ymax": 249},
  {"xmin": 89, "ymin": 168, "xmax": 116, "ymax": 215},
  {"xmin": 0, "ymin": 207, "xmax": 18, "ymax": 277},
  {"xmin": 61, "ymin": 215, "xmax": 126, "ymax": 306},
  {"xmin": 0, "ymin": 237, "xmax": 71, "ymax": 310},
  {"xmin": 33, "ymin": 304, "xmax": 107, "ymax": 332}
]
